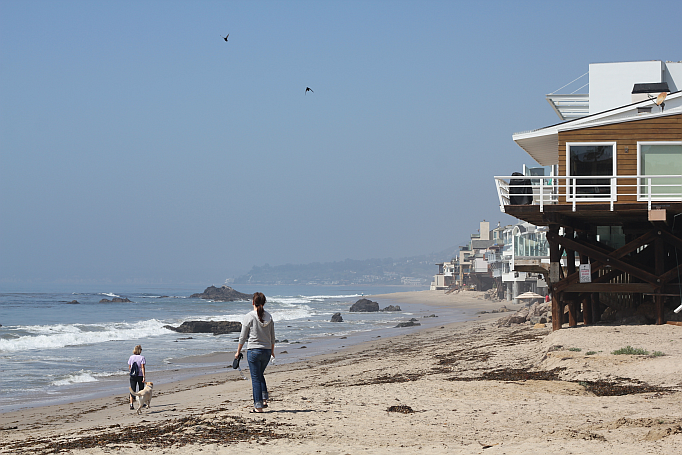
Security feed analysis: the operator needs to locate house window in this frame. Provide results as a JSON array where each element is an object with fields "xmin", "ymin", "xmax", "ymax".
[
  {"xmin": 638, "ymin": 142, "xmax": 682, "ymax": 201},
  {"xmin": 566, "ymin": 142, "xmax": 616, "ymax": 201}
]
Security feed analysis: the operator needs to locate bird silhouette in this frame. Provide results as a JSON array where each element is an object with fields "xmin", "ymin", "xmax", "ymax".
[
  {"xmin": 305, "ymin": 87, "xmax": 314, "ymax": 95},
  {"xmin": 221, "ymin": 34, "xmax": 229, "ymax": 42}
]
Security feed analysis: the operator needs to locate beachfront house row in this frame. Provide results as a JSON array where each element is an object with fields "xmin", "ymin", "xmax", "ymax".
[
  {"xmin": 431, "ymin": 220, "xmax": 549, "ymax": 303},
  {"xmin": 494, "ymin": 60, "xmax": 682, "ymax": 330}
]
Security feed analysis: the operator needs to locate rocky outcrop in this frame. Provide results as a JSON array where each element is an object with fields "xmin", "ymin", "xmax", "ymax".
[
  {"xmin": 395, "ymin": 320, "xmax": 421, "ymax": 328},
  {"xmin": 100, "ymin": 297, "xmax": 132, "ymax": 303},
  {"xmin": 331, "ymin": 312, "xmax": 343, "ymax": 322},
  {"xmin": 190, "ymin": 286, "xmax": 252, "ymax": 302},
  {"xmin": 350, "ymin": 298, "xmax": 379, "ymax": 312},
  {"xmin": 164, "ymin": 321, "xmax": 242, "ymax": 335},
  {"xmin": 497, "ymin": 302, "xmax": 551, "ymax": 327},
  {"xmin": 66, "ymin": 300, "xmax": 80, "ymax": 304},
  {"xmin": 381, "ymin": 305, "xmax": 401, "ymax": 312}
]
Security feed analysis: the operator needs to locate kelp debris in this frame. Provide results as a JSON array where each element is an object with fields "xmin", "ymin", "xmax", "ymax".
[
  {"xmin": 578, "ymin": 380, "xmax": 671, "ymax": 397},
  {"xmin": 448, "ymin": 367, "xmax": 566, "ymax": 382},
  {"xmin": 387, "ymin": 405, "xmax": 414, "ymax": 414},
  {"xmin": 5, "ymin": 415, "xmax": 288, "ymax": 454}
]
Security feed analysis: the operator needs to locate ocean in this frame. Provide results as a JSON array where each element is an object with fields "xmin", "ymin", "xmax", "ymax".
[{"xmin": 0, "ymin": 284, "xmax": 469, "ymax": 413}]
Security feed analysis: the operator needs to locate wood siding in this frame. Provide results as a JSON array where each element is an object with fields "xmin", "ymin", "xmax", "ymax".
[{"xmin": 557, "ymin": 114, "xmax": 682, "ymax": 204}]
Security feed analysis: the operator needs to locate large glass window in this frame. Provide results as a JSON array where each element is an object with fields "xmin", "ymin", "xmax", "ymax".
[
  {"xmin": 514, "ymin": 231, "xmax": 550, "ymax": 258},
  {"xmin": 638, "ymin": 142, "xmax": 682, "ymax": 201},
  {"xmin": 566, "ymin": 143, "xmax": 615, "ymax": 200}
]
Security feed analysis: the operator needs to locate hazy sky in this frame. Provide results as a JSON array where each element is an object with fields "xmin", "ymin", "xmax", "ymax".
[{"xmin": 1, "ymin": 0, "xmax": 680, "ymax": 285}]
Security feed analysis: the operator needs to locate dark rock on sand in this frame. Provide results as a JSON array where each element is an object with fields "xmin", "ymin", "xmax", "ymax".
[
  {"xmin": 381, "ymin": 305, "xmax": 402, "ymax": 312},
  {"xmin": 163, "ymin": 320, "xmax": 241, "ymax": 335},
  {"xmin": 331, "ymin": 312, "xmax": 343, "ymax": 322},
  {"xmin": 496, "ymin": 302, "xmax": 552, "ymax": 327},
  {"xmin": 190, "ymin": 285, "xmax": 252, "ymax": 301},
  {"xmin": 350, "ymin": 298, "xmax": 379, "ymax": 312},
  {"xmin": 99, "ymin": 297, "xmax": 132, "ymax": 303},
  {"xmin": 395, "ymin": 320, "xmax": 421, "ymax": 328}
]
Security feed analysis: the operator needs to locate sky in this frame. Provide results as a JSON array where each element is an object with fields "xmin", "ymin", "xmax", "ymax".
[{"xmin": 1, "ymin": 0, "xmax": 681, "ymax": 286}]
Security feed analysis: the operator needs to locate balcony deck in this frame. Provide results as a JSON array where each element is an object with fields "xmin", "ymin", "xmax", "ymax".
[
  {"xmin": 504, "ymin": 202, "xmax": 682, "ymax": 228},
  {"xmin": 494, "ymin": 174, "xmax": 682, "ymax": 227}
]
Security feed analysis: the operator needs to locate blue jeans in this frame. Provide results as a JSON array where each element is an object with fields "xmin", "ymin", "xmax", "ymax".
[
  {"xmin": 129, "ymin": 375, "xmax": 144, "ymax": 400},
  {"xmin": 247, "ymin": 348, "xmax": 271, "ymax": 409}
]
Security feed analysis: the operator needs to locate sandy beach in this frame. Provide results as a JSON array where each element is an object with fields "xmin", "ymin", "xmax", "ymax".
[{"xmin": 2, "ymin": 290, "xmax": 682, "ymax": 454}]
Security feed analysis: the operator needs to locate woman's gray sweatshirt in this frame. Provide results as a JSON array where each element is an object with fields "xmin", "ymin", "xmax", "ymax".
[{"xmin": 239, "ymin": 310, "xmax": 275, "ymax": 350}]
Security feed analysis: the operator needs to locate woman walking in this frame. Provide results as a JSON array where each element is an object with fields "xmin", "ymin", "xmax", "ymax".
[
  {"xmin": 236, "ymin": 292, "xmax": 275, "ymax": 413},
  {"xmin": 128, "ymin": 344, "xmax": 146, "ymax": 410}
]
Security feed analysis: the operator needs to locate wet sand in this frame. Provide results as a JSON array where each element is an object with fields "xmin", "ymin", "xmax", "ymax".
[{"xmin": 2, "ymin": 290, "xmax": 682, "ymax": 454}]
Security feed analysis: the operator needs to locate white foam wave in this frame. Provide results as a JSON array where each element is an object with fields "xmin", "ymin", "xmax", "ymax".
[
  {"xmin": 306, "ymin": 294, "xmax": 363, "ymax": 300},
  {"xmin": 100, "ymin": 292, "xmax": 121, "ymax": 298},
  {"xmin": 272, "ymin": 297, "xmax": 314, "ymax": 305},
  {"xmin": 52, "ymin": 370, "xmax": 98, "ymax": 386},
  {"xmin": 270, "ymin": 294, "xmax": 361, "ymax": 305},
  {"xmin": 196, "ymin": 313, "xmax": 244, "ymax": 322},
  {"xmin": 0, "ymin": 319, "xmax": 173, "ymax": 353},
  {"xmin": 270, "ymin": 305, "xmax": 313, "ymax": 321}
]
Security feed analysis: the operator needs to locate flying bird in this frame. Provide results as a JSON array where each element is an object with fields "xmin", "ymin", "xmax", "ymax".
[
  {"xmin": 305, "ymin": 87, "xmax": 314, "ymax": 95},
  {"xmin": 221, "ymin": 34, "xmax": 229, "ymax": 42}
]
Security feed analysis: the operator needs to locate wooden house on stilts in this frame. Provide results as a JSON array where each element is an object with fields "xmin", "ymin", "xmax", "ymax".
[{"xmin": 495, "ymin": 61, "xmax": 682, "ymax": 330}]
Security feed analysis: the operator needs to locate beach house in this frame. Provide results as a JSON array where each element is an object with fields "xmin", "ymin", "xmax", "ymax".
[
  {"xmin": 495, "ymin": 60, "xmax": 682, "ymax": 330},
  {"xmin": 431, "ymin": 220, "xmax": 549, "ymax": 302}
]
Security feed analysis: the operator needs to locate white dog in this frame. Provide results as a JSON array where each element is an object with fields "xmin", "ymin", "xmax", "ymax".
[{"xmin": 129, "ymin": 382, "xmax": 153, "ymax": 415}]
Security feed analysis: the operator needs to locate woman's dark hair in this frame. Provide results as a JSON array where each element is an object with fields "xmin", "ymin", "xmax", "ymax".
[{"xmin": 253, "ymin": 292, "xmax": 266, "ymax": 323}]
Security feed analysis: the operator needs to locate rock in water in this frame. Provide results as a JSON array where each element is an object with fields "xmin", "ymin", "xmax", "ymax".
[
  {"xmin": 331, "ymin": 312, "xmax": 343, "ymax": 322},
  {"xmin": 349, "ymin": 298, "xmax": 379, "ymax": 312},
  {"xmin": 395, "ymin": 321, "xmax": 421, "ymax": 328},
  {"xmin": 381, "ymin": 305, "xmax": 401, "ymax": 312},
  {"xmin": 163, "ymin": 321, "xmax": 242, "ymax": 335},
  {"xmin": 100, "ymin": 297, "xmax": 132, "ymax": 303},
  {"xmin": 190, "ymin": 285, "xmax": 252, "ymax": 301}
]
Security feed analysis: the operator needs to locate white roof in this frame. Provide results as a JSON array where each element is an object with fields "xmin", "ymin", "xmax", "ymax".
[{"xmin": 512, "ymin": 92, "xmax": 682, "ymax": 166}]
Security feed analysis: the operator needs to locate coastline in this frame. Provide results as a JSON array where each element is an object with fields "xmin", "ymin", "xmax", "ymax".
[
  {"xmin": 0, "ymin": 289, "xmax": 503, "ymax": 414},
  {"xmin": 3, "ymin": 290, "xmax": 681, "ymax": 454}
]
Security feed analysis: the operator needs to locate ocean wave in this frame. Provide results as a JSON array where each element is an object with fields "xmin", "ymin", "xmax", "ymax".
[
  {"xmin": 207, "ymin": 304, "xmax": 314, "ymax": 323},
  {"xmin": 271, "ymin": 294, "xmax": 361, "ymax": 305},
  {"xmin": 100, "ymin": 292, "xmax": 122, "ymax": 298},
  {"xmin": 270, "ymin": 305, "xmax": 313, "ymax": 321},
  {"xmin": 272, "ymin": 297, "xmax": 314, "ymax": 305},
  {"xmin": 0, "ymin": 319, "xmax": 173, "ymax": 353},
  {"xmin": 52, "ymin": 370, "xmax": 98, "ymax": 386},
  {"xmin": 306, "ymin": 294, "xmax": 363, "ymax": 300}
]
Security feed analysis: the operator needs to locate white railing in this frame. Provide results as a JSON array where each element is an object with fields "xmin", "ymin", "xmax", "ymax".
[{"xmin": 494, "ymin": 174, "xmax": 682, "ymax": 213}]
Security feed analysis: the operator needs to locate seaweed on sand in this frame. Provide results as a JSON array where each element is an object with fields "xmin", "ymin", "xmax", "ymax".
[{"xmin": 5, "ymin": 414, "xmax": 289, "ymax": 454}]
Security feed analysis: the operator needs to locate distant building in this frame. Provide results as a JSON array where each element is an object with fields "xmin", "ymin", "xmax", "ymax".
[
  {"xmin": 499, "ymin": 222, "xmax": 549, "ymax": 303},
  {"xmin": 431, "ymin": 220, "xmax": 549, "ymax": 302},
  {"xmin": 401, "ymin": 277, "xmax": 423, "ymax": 286}
]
